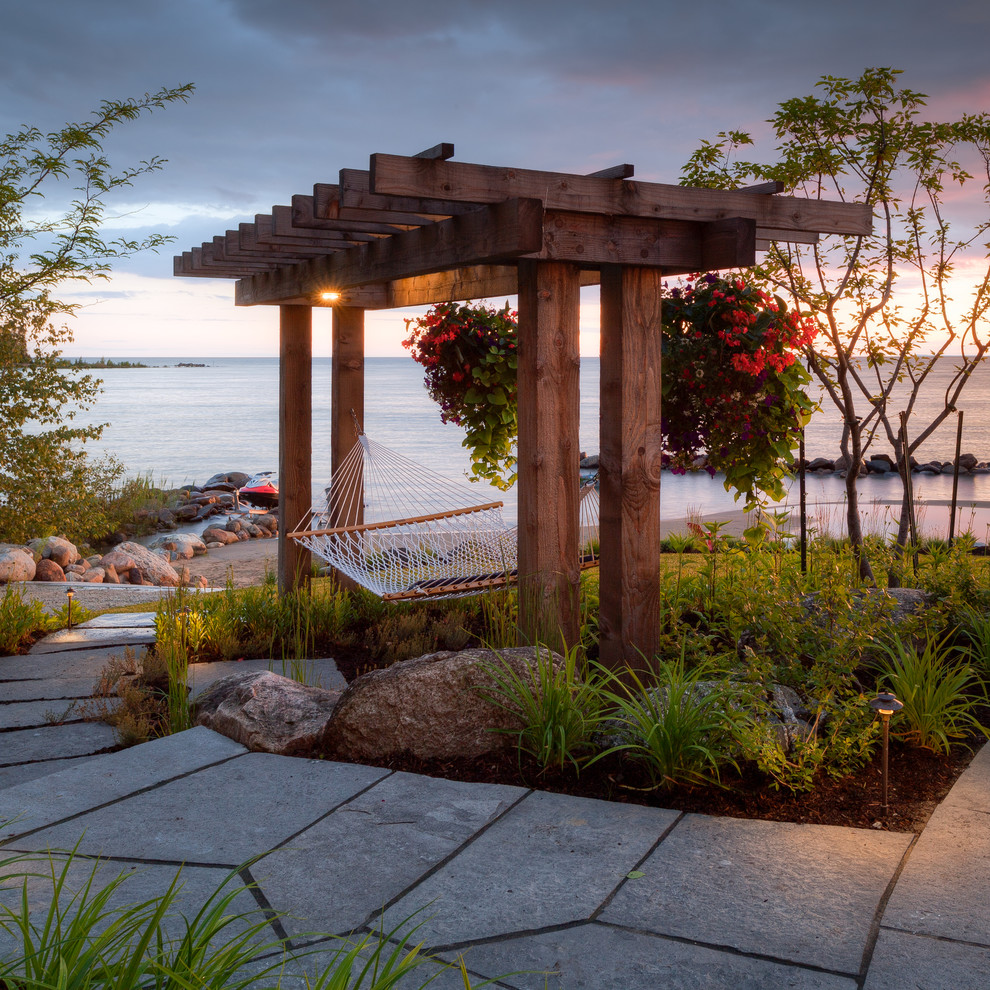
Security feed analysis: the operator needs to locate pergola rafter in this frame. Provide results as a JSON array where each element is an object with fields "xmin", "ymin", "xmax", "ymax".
[{"xmin": 174, "ymin": 144, "xmax": 870, "ymax": 668}]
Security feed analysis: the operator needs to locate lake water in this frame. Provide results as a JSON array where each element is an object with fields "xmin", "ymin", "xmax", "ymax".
[{"xmin": 67, "ymin": 356, "xmax": 990, "ymax": 535}]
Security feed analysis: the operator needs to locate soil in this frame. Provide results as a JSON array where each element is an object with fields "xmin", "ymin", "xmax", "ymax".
[
  {"xmin": 336, "ymin": 742, "xmax": 979, "ymax": 835},
  {"xmin": 324, "ymin": 650, "xmax": 984, "ymax": 835}
]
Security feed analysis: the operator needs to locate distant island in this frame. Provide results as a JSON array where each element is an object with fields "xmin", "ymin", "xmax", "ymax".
[{"xmin": 54, "ymin": 357, "xmax": 149, "ymax": 369}]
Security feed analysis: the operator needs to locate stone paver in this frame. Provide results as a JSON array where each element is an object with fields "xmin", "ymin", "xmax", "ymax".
[
  {"xmin": 0, "ymin": 698, "xmax": 94, "ymax": 729},
  {"xmin": 600, "ymin": 814, "xmax": 911, "ymax": 974},
  {"xmin": 31, "ymin": 627, "xmax": 157, "ymax": 653},
  {"xmin": 15, "ymin": 754, "xmax": 390, "ymax": 864},
  {"xmin": 78, "ymin": 613, "xmax": 157, "ymax": 628},
  {"xmin": 0, "ymin": 722, "xmax": 116, "ymax": 767},
  {"xmin": 254, "ymin": 771, "xmax": 526, "ymax": 937},
  {"xmin": 383, "ymin": 790, "xmax": 679, "ymax": 946},
  {"xmin": 863, "ymin": 928, "xmax": 990, "ymax": 990},
  {"xmin": 435, "ymin": 921, "xmax": 858, "ymax": 989},
  {"xmin": 880, "ymin": 799, "xmax": 990, "ymax": 944},
  {"xmin": 0, "ymin": 854, "xmax": 275, "ymax": 960},
  {"xmin": 2, "ymin": 621, "xmax": 990, "ymax": 989},
  {"xmin": 0, "ymin": 755, "xmax": 98, "ymax": 791},
  {"xmin": 0, "ymin": 727, "xmax": 246, "ymax": 836}
]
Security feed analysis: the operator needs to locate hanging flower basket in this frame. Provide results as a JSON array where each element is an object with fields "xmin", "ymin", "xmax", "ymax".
[
  {"xmin": 403, "ymin": 302, "xmax": 518, "ymax": 490},
  {"xmin": 661, "ymin": 273, "xmax": 818, "ymax": 505},
  {"xmin": 404, "ymin": 276, "xmax": 817, "ymax": 506}
]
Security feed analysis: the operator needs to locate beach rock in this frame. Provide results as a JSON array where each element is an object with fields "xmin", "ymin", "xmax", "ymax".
[
  {"xmin": 0, "ymin": 547, "xmax": 36, "ymax": 583},
  {"xmin": 326, "ymin": 646, "xmax": 564, "ymax": 762},
  {"xmin": 941, "ymin": 462, "xmax": 955, "ymax": 474},
  {"xmin": 202, "ymin": 527, "xmax": 240, "ymax": 545},
  {"xmin": 29, "ymin": 536, "xmax": 79, "ymax": 569},
  {"xmin": 255, "ymin": 514, "xmax": 278, "ymax": 534},
  {"xmin": 81, "ymin": 567, "xmax": 105, "ymax": 583},
  {"xmin": 100, "ymin": 541, "xmax": 180, "ymax": 587},
  {"xmin": 35, "ymin": 559, "xmax": 66, "ymax": 582},
  {"xmin": 867, "ymin": 458, "xmax": 894, "ymax": 474},
  {"xmin": 149, "ymin": 533, "xmax": 208, "ymax": 560},
  {"xmin": 193, "ymin": 670, "xmax": 341, "ymax": 756},
  {"xmin": 959, "ymin": 453, "xmax": 979, "ymax": 472},
  {"xmin": 808, "ymin": 457, "xmax": 834, "ymax": 472},
  {"xmin": 175, "ymin": 504, "xmax": 200, "ymax": 522},
  {"xmin": 203, "ymin": 471, "xmax": 250, "ymax": 490},
  {"xmin": 580, "ymin": 454, "xmax": 599, "ymax": 469}
]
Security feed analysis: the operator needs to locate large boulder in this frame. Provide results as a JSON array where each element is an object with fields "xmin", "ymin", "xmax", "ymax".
[
  {"xmin": 35, "ymin": 558, "xmax": 66, "ymax": 582},
  {"xmin": 0, "ymin": 546, "xmax": 36, "ymax": 583},
  {"xmin": 100, "ymin": 541, "xmax": 181, "ymax": 587},
  {"xmin": 28, "ymin": 536, "xmax": 80, "ymax": 569},
  {"xmin": 201, "ymin": 527, "xmax": 240, "ymax": 546},
  {"xmin": 203, "ymin": 471, "xmax": 250, "ymax": 490},
  {"xmin": 193, "ymin": 670, "xmax": 341, "ymax": 756},
  {"xmin": 326, "ymin": 646, "xmax": 564, "ymax": 762},
  {"xmin": 148, "ymin": 533, "xmax": 208, "ymax": 559}
]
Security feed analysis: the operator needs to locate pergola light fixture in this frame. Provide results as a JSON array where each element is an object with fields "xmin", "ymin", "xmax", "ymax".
[{"xmin": 319, "ymin": 291, "xmax": 341, "ymax": 303}]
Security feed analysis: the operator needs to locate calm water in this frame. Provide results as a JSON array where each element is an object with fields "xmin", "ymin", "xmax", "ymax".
[{"xmin": 67, "ymin": 356, "xmax": 990, "ymax": 531}]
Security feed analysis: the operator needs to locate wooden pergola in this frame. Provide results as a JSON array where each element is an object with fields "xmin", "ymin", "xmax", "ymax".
[{"xmin": 175, "ymin": 144, "xmax": 870, "ymax": 669}]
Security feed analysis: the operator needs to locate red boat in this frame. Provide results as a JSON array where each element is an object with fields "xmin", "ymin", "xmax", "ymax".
[{"xmin": 238, "ymin": 471, "xmax": 278, "ymax": 509}]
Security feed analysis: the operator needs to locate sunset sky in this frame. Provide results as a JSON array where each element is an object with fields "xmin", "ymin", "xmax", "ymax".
[{"xmin": 3, "ymin": 0, "xmax": 989, "ymax": 357}]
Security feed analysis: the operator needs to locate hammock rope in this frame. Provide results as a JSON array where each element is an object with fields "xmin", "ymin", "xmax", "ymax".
[{"xmin": 290, "ymin": 432, "xmax": 599, "ymax": 601}]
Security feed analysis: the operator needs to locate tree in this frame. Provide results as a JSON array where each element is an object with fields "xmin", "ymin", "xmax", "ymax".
[
  {"xmin": 681, "ymin": 68, "xmax": 990, "ymax": 583},
  {"xmin": 0, "ymin": 85, "xmax": 193, "ymax": 543}
]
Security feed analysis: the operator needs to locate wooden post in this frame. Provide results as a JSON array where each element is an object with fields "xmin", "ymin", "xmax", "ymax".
[
  {"xmin": 278, "ymin": 304, "xmax": 312, "ymax": 594},
  {"xmin": 331, "ymin": 306, "xmax": 365, "ymax": 521},
  {"xmin": 516, "ymin": 259, "xmax": 581, "ymax": 651},
  {"xmin": 329, "ymin": 306, "xmax": 365, "ymax": 592},
  {"xmin": 598, "ymin": 265, "xmax": 663, "ymax": 673}
]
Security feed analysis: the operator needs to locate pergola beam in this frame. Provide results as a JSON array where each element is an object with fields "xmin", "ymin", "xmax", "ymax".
[
  {"xmin": 369, "ymin": 153, "xmax": 872, "ymax": 235},
  {"xmin": 235, "ymin": 198, "xmax": 545, "ymax": 305}
]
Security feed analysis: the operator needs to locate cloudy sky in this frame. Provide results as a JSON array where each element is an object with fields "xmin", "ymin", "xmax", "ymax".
[{"xmin": 3, "ymin": 0, "xmax": 988, "ymax": 356}]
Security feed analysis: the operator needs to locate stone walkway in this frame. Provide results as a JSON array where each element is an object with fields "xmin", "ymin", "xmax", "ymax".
[{"xmin": 1, "ymin": 610, "xmax": 989, "ymax": 987}]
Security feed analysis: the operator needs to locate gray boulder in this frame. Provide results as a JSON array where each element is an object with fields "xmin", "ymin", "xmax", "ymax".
[
  {"xmin": 958, "ymin": 452, "xmax": 979, "ymax": 472},
  {"xmin": 326, "ymin": 646, "xmax": 564, "ymax": 762},
  {"xmin": 149, "ymin": 533, "xmax": 208, "ymax": 559},
  {"xmin": 193, "ymin": 670, "xmax": 341, "ymax": 756},
  {"xmin": 100, "ymin": 541, "xmax": 180, "ymax": 587},
  {"xmin": 0, "ymin": 547, "xmax": 36, "ymax": 583}
]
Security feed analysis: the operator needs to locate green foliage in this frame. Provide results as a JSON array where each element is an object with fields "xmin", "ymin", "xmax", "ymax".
[
  {"xmin": 0, "ymin": 85, "xmax": 193, "ymax": 544},
  {"xmin": 0, "ymin": 847, "xmax": 488, "ymax": 988},
  {"xmin": 603, "ymin": 651, "xmax": 739, "ymax": 789},
  {"xmin": 479, "ymin": 644, "xmax": 609, "ymax": 773},
  {"xmin": 680, "ymin": 67, "xmax": 990, "ymax": 577},
  {"xmin": 0, "ymin": 585, "xmax": 49, "ymax": 654},
  {"xmin": 875, "ymin": 631, "xmax": 989, "ymax": 754}
]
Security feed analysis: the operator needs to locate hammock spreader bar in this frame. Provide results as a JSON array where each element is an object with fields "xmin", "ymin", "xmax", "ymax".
[{"xmin": 290, "ymin": 431, "xmax": 600, "ymax": 601}]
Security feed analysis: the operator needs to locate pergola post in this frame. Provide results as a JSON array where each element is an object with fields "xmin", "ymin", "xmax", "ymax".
[
  {"xmin": 598, "ymin": 265, "xmax": 663, "ymax": 672},
  {"xmin": 329, "ymin": 306, "xmax": 365, "ymax": 591},
  {"xmin": 516, "ymin": 259, "xmax": 581, "ymax": 651},
  {"xmin": 278, "ymin": 304, "xmax": 312, "ymax": 594}
]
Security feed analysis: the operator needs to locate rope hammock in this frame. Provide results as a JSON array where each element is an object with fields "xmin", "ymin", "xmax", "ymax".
[{"xmin": 290, "ymin": 431, "xmax": 600, "ymax": 601}]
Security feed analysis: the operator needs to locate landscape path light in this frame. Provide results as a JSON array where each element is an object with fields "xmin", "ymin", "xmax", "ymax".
[
  {"xmin": 869, "ymin": 691, "xmax": 904, "ymax": 816},
  {"xmin": 65, "ymin": 587, "xmax": 75, "ymax": 630}
]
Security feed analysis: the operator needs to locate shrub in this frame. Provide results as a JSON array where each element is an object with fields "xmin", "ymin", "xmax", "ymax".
[
  {"xmin": 603, "ymin": 651, "xmax": 739, "ymax": 789},
  {"xmin": 479, "ymin": 643, "xmax": 609, "ymax": 773},
  {"xmin": 875, "ymin": 631, "xmax": 989, "ymax": 754}
]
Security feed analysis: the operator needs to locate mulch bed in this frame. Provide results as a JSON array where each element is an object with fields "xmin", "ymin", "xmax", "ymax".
[
  {"xmin": 322, "ymin": 649, "xmax": 984, "ymax": 834},
  {"xmin": 319, "ymin": 740, "xmax": 979, "ymax": 835}
]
